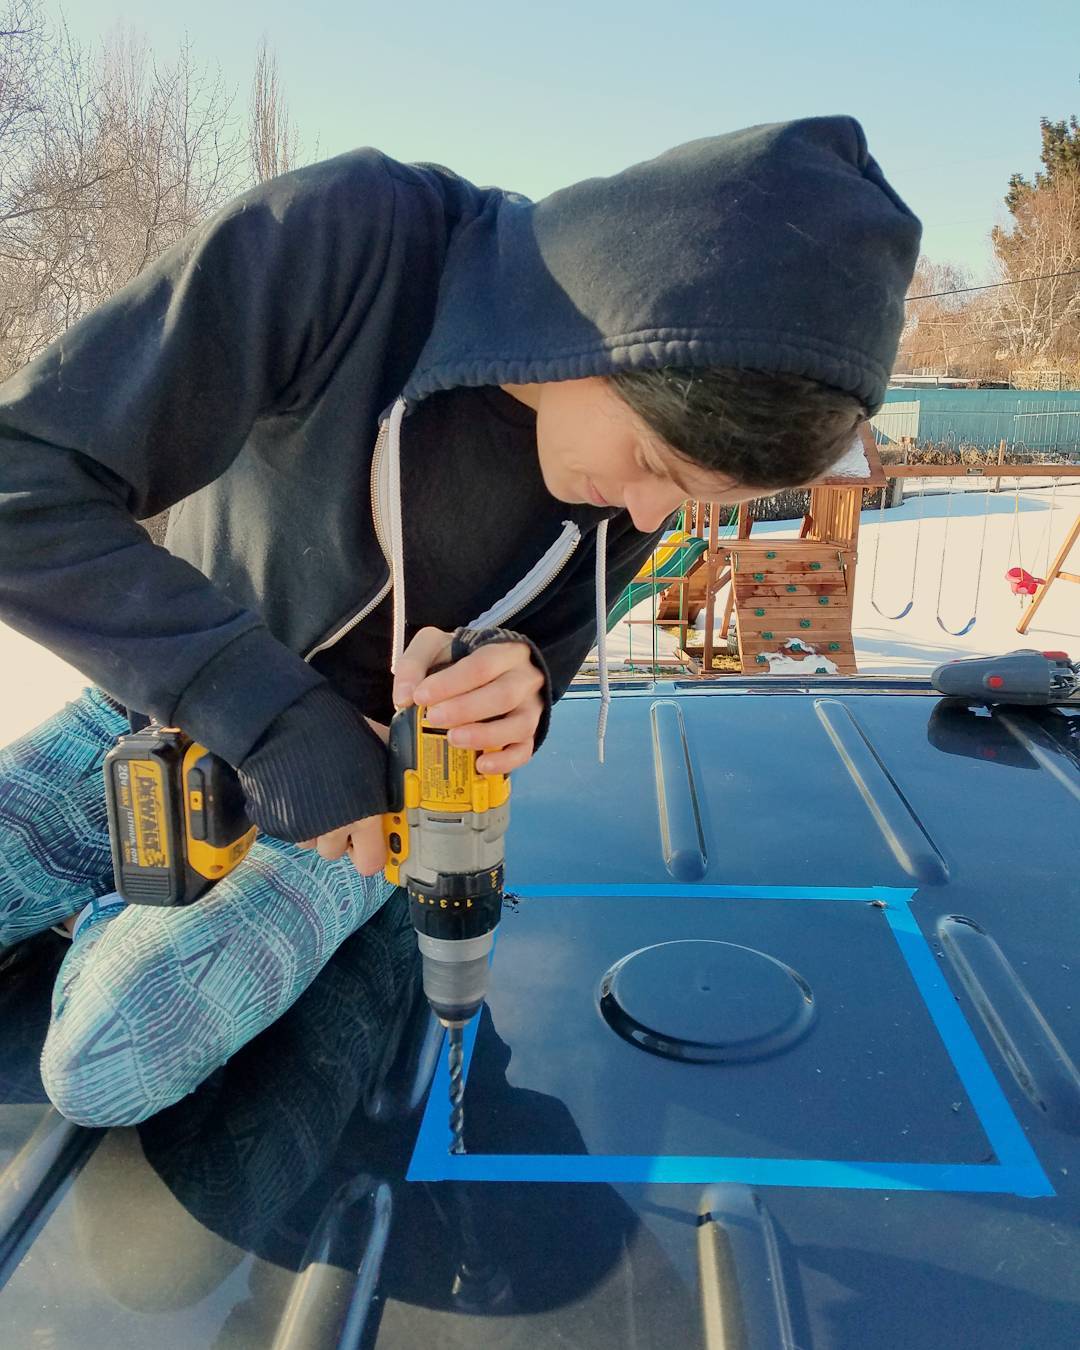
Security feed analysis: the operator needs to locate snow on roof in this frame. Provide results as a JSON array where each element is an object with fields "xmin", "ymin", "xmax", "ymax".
[{"xmin": 823, "ymin": 429, "xmax": 871, "ymax": 480}]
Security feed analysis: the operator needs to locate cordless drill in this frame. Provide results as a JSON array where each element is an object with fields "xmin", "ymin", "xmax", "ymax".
[
  {"xmin": 380, "ymin": 676, "xmax": 511, "ymax": 1152},
  {"xmin": 103, "ymin": 669, "xmax": 509, "ymax": 1151},
  {"xmin": 381, "ymin": 675, "xmax": 510, "ymax": 1028}
]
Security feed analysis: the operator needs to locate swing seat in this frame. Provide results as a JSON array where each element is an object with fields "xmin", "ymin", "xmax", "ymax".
[{"xmin": 1005, "ymin": 567, "xmax": 1044, "ymax": 597}]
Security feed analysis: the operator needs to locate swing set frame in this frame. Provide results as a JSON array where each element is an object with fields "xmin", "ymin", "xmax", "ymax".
[
  {"xmin": 880, "ymin": 463, "xmax": 1080, "ymax": 636},
  {"xmin": 1017, "ymin": 508, "xmax": 1080, "ymax": 635}
]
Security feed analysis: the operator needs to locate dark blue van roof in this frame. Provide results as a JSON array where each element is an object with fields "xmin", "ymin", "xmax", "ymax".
[{"xmin": 2, "ymin": 676, "xmax": 1078, "ymax": 1347}]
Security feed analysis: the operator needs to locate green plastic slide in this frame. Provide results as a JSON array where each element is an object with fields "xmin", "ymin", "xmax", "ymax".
[{"xmin": 606, "ymin": 535, "xmax": 710, "ymax": 633}]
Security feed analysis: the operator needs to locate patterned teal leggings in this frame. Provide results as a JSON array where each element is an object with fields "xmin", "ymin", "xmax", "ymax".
[{"xmin": 0, "ymin": 686, "xmax": 397, "ymax": 1127}]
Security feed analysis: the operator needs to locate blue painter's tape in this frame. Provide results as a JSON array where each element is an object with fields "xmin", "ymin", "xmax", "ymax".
[
  {"xmin": 515, "ymin": 884, "xmax": 915, "ymax": 903},
  {"xmin": 883, "ymin": 905, "xmax": 1048, "ymax": 1178},
  {"xmin": 409, "ymin": 1151, "xmax": 1053, "ymax": 1197},
  {"xmin": 406, "ymin": 884, "xmax": 1052, "ymax": 1198}
]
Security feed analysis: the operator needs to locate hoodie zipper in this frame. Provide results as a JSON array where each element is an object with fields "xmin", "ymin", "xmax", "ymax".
[
  {"xmin": 302, "ymin": 398, "xmax": 584, "ymax": 660},
  {"xmin": 466, "ymin": 519, "xmax": 581, "ymax": 629}
]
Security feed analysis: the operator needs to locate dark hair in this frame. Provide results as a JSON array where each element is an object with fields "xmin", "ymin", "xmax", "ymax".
[{"xmin": 606, "ymin": 366, "xmax": 866, "ymax": 490}]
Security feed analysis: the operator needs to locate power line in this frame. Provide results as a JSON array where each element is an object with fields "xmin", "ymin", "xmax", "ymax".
[
  {"xmin": 900, "ymin": 325, "xmax": 1027, "ymax": 357},
  {"xmin": 901, "ymin": 330, "xmax": 1047, "ymax": 360},
  {"xmin": 902, "ymin": 336, "xmax": 1015, "ymax": 359},
  {"xmin": 906, "ymin": 266, "xmax": 1080, "ymax": 302}
]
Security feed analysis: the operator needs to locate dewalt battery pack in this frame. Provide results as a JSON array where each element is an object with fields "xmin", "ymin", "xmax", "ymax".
[{"xmin": 103, "ymin": 725, "xmax": 256, "ymax": 906}]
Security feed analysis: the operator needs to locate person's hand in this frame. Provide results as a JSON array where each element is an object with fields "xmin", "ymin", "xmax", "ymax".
[
  {"xmin": 391, "ymin": 626, "xmax": 545, "ymax": 775},
  {"xmin": 297, "ymin": 716, "xmax": 390, "ymax": 876},
  {"xmin": 296, "ymin": 621, "xmax": 546, "ymax": 879}
]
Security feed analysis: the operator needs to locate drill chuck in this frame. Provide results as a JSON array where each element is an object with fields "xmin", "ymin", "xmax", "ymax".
[
  {"xmin": 408, "ymin": 863, "xmax": 503, "ymax": 1025},
  {"xmin": 416, "ymin": 931, "xmax": 497, "ymax": 1026}
]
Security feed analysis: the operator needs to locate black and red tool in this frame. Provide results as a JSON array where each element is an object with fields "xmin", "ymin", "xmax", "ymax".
[{"xmin": 930, "ymin": 649, "xmax": 1079, "ymax": 706}]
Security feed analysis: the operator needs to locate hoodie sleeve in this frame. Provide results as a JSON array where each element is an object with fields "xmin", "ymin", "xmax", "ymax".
[
  {"xmin": 0, "ymin": 150, "xmax": 398, "ymax": 774},
  {"xmin": 518, "ymin": 512, "xmax": 675, "ymax": 738}
]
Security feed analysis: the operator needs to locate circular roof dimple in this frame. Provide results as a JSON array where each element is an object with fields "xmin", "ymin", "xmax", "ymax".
[{"xmin": 598, "ymin": 940, "xmax": 815, "ymax": 1064}]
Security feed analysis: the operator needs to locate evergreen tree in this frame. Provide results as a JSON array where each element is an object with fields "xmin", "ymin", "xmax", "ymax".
[{"xmin": 1005, "ymin": 115, "xmax": 1080, "ymax": 212}]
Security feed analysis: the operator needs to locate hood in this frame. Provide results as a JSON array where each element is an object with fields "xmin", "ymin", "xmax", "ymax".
[
  {"xmin": 386, "ymin": 115, "xmax": 921, "ymax": 423},
  {"xmin": 380, "ymin": 117, "xmax": 922, "ymax": 763}
]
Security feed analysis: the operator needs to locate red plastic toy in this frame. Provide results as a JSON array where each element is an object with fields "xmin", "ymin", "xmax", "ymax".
[{"xmin": 1004, "ymin": 566, "xmax": 1044, "ymax": 597}]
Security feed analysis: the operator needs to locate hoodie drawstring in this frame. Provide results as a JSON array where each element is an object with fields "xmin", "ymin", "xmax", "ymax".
[
  {"xmin": 595, "ymin": 517, "xmax": 610, "ymax": 765},
  {"xmin": 385, "ymin": 397, "xmax": 408, "ymax": 676}
]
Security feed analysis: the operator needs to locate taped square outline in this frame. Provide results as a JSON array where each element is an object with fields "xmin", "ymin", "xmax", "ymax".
[{"xmin": 407, "ymin": 885, "xmax": 1053, "ymax": 1197}]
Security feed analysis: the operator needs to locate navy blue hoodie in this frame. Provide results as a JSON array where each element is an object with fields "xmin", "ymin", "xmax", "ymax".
[{"xmin": 0, "ymin": 116, "xmax": 920, "ymax": 841}]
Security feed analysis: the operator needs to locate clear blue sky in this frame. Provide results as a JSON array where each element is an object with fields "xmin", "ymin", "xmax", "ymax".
[{"xmin": 61, "ymin": 0, "xmax": 1078, "ymax": 283}]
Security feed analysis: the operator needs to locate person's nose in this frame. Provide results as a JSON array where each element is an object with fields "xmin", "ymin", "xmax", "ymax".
[{"xmin": 623, "ymin": 479, "xmax": 685, "ymax": 534}]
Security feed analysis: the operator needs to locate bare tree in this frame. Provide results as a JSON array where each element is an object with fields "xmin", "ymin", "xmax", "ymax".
[
  {"xmin": 0, "ymin": 0, "xmax": 45, "ymax": 168},
  {"xmin": 989, "ymin": 175, "xmax": 1080, "ymax": 363},
  {"xmin": 896, "ymin": 256, "xmax": 974, "ymax": 376},
  {"xmin": 91, "ymin": 26, "xmax": 250, "ymax": 280},
  {"xmin": 248, "ymin": 35, "xmax": 303, "ymax": 183},
  {"xmin": 0, "ymin": 10, "xmax": 252, "ymax": 379},
  {"xmin": 1, "ymin": 12, "xmax": 316, "ymax": 390},
  {"xmin": 0, "ymin": 0, "xmax": 56, "ymax": 360}
]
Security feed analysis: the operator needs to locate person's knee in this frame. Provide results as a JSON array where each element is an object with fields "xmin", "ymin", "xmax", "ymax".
[
  {"xmin": 41, "ymin": 1050, "xmax": 151, "ymax": 1128},
  {"xmin": 39, "ymin": 955, "xmax": 231, "ymax": 1128},
  {"xmin": 40, "ymin": 969, "xmax": 217, "ymax": 1128},
  {"xmin": 39, "ymin": 1015, "xmax": 160, "ymax": 1127},
  {"xmin": 38, "ymin": 903, "xmax": 225, "ymax": 1127}
]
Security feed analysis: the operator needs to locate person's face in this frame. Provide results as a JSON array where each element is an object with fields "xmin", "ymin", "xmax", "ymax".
[{"xmin": 501, "ymin": 376, "xmax": 772, "ymax": 534}]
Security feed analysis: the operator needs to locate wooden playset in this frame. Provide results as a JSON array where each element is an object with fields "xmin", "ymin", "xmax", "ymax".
[{"xmin": 654, "ymin": 422, "xmax": 884, "ymax": 675}]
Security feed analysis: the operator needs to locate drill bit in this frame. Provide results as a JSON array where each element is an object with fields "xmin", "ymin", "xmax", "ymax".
[{"xmin": 448, "ymin": 1023, "xmax": 466, "ymax": 1155}]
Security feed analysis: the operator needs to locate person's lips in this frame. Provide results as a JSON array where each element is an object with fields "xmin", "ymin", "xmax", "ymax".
[{"xmin": 586, "ymin": 478, "xmax": 610, "ymax": 507}]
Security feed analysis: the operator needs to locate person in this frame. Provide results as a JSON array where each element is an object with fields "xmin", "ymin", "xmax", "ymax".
[{"xmin": 0, "ymin": 115, "xmax": 920, "ymax": 1127}]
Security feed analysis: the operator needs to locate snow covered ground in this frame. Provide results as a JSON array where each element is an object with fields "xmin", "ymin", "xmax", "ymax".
[
  {"xmin": 2, "ymin": 481, "xmax": 1078, "ymax": 749},
  {"xmin": 594, "ymin": 479, "xmax": 1080, "ymax": 677},
  {"xmin": 848, "ymin": 479, "xmax": 1079, "ymax": 674}
]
